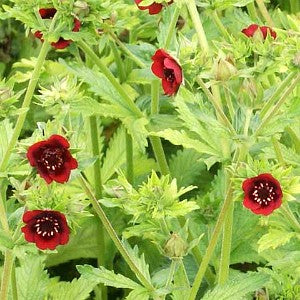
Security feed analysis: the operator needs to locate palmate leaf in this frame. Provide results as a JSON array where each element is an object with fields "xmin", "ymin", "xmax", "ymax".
[
  {"xmin": 202, "ymin": 272, "xmax": 270, "ymax": 300},
  {"xmin": 77, "ymin": 264, "xmax": 142, "ymax": 290},
  {"xmin": 16, "ymin": 256, "xmax": 50, "ymax": 300},
  {"xmin": 47, "ymin": 277, "xmax": 99, "ymax": 300}
]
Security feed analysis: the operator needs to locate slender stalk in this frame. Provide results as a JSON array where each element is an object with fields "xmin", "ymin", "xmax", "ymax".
[
  {"xmin": 186, "ymin": 0, "xmax": 209, "ymax": 53},
  {"xmin": 111, "ymin": 40, "xmax": 135, "ymax": 185},
  {"xmin": 290, "ymin": 0, "xmax": 300, "ymax": 13},
  {"xmin": 11, "ymin": 262, "xmax": 18, "ymax": 300},
  {"xmin": 89, "ymin": 116, "xmax": 107, "ymax": 300},
  {"xmin": 0, "ymin": 250, "xmax": 14, "ymax": 300},
  {"xmin": 150, "ymin": 80, "xmax": 170, "ymax": 175},
  {"xmin": 247, "ymin": 2, "xmax": 260, "ymax": 20},
  {"xmin": 255, "ymin": 0, "xmax": 275, "ymax": 27},
  {"xmin": 255, "ymin": 73, "xmax": 300, "ymax": 137},
  {"xmin": 164, "ymin": 6, "xmax": 181, "ymax": 49},
  {"xmin": 196, "ymin": 77, "xmax": 236, "ymax": 134},
  {"xmin": 260, "ymin": 71, "xmax": 297, "ymax": 119},
  {"xmin": 109, "ymin": 32, "xmax": 146, "ymax": 69},
  {"xmin": 126, "ymin": 132, "xmax": 134, "ymax": 184},
  {"xmin": 271, "ymin": 137, "xmax": 285, "ymax": 165},
  {"xmin": 286, "ymin": 126, "xmax": 300, "ymax": 154},
  {"xmin": 0, "ymin": 41, "xmax": 50, "ymax": 172},
  {"xmin": 165, "ymin": 260, "xmax": 178, "ymax": 288},
  {"xmin": 0, "ymin": 189, "xmax": 10, "ymax": 232},
  {"xmin": 243, "ymin": 108, "xmax": 252, "ymax": 137},
  {"xmin": 77, "ymin": 40, "xmax": 143, "ymax": 118},
  {"xmin": 281, "ymin": 204, "xmax": 300, "ymax": 232},
  {"xmin": 223, "ymin": 86, "xmax": 234, "ymax": 121},
  {"xmin": 79, "ymin": 175, "xmax": 155, "ymax": 292},
  {"xmin": 211, "ymin": 10, "xmax": 231, "ymax": 42}
]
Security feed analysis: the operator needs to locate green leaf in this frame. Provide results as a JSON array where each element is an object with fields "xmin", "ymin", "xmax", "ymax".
[
  {"xmin": 126, "ymin": 287, "xmax": 150, "ymax": 300},
  {"xmin": 47, "ymin": 276, "xmax": 99, "ymax": 300},
  {"xmin": 0, "ymin": 231, "xmax": 14, "ymax": 250},
  {"xmin": 202, "ymin": 272, "xmax": 270, "ymax": 300},
  {"xmin": 258, "ymin": 229, "xmax": 296, "ymax": 253},
  {"xmin": 0, "ymin": 119, "xmax": 14, "ymax": 167},
  {"xmin": 77, "ymin": 264, "xmax": 142, "ymax": 290},
  {"xmin": 16, "ymin": 256, "xmax": 50, "ymax": 300}
]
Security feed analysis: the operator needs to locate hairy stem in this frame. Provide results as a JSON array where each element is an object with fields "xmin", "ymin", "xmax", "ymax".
[
  {"xmin": 11, "ymin": 262, "xmax": 18, "ymax": 300},
  {"xmin": 286, "ymin": 126, "xmax": 300, "ymax": 154},
  {"xmin": 255, "ymin": 0, "xmax": 275, "ymax": 27},
  {"xmin": 247, "ymin": 2, "xmax": 260, "ymax": 21},
  {"xmin": 165, "ymin": 260, "xmax": 178, "ymax": 288},
  {"xmin": 164, "ymin": 6, "xmax": 181, "ymax": 49},
  {"xmin": 211, "ymin": 10, "xmax": 231, "ymax": 42},
  {"xmin": 0, "ymin": 250, "xmax": 14, "ymax": 300},
  {"xmin": 281, "ymin": 204, "xmax": 300, "ymax": 233},
  {"xmin": 186, "ymin": 0, "xmax": 209, "ymax": 53},
  {"xmin": 79, "ymin": 175, "xmax": 155, "ymax": 292}
]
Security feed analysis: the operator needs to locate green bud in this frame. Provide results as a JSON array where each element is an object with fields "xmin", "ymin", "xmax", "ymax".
[
  {"xmin": 214, "ymin": 56, "xmax": 237, "ymax": 81},
  {"xmin": 74, "ymin": 1, "xmax": 89, "ymax": 17},
  {"xmin": 255, "ymin": 289, "xmax": 268, "ymax": 300},
  {"xmin": 164, "ymin": 233, "xmax": 187, "ymax": 259},
  {"xmin": 0, "ymin": 87, "xmax": 12, "ymax": 101}
]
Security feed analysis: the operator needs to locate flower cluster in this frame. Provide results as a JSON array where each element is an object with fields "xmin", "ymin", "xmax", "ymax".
[
  {"xmin": 34, "ymin": 8, "xmax": 81, "ymax": 49},
  {"xmin": 23, "ymin": 135, "xmax": 77, "ymax": 250}
]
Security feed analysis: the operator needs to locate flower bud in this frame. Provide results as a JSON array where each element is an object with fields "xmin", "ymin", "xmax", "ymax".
[
  {"xmin": 214, "ymin": 56, "xmax": 237, "ymax": 81},
  {"xmin": 164, "ymin": 233, "xmax": 187, "ymax": 259},
  {"xmin": 74, "ymin": 1, "xmax": 89, "ymax": 17},
  {"xmin": 0, "ymin": 87, "xmax": 12, "ymax": 101}
]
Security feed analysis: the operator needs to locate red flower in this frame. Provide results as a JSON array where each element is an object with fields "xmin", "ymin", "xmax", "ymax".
[
  {"xmin": 241, "ymin": 24, "xmax": 276, "ymax": 40},
  {"xmin": 134, "ymin": 0, "xmax": 173, "ymax": 15},
  {"xmin": 21, "ymin": 210, "xmax": 70, "ymax": 250},
  {"xmin": 34, "ymin": 8, "xmax": 81, "ymax": 49},
  {"xmin": 27, "ymin": 135, "xmax": 78, "ymax": 184},
  {"xmin": 242, "ymin": 173, "xmax": 283, "ymax": 216},
  {"xmin": 151, "ymin": 49, "xmax": 183, "ymax": 96}
]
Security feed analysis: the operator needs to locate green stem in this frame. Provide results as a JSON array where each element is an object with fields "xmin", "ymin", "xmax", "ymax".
[
  {"xmin": 109, "ymin": 32, "xmax": 146, "ymax": 69},
  {"xmin": 260, "ymin": 71, "xmax": 298, "ymax": 119},
  {"xmin": 11, "ymin": 261, "xmax": 18, "ymax": 300},
  {"xmin": 126, "ymin": 133, "xmax": 134, "ymax": 184},
  {"xmin": 150, "ymin": 80, "xmax": 170, "ymax": 175},
  {"xmin": 281, "ymin": 204, "xmax": 300, "ymax": 232},
  {"xmin": 218, "ymin": 201, "xmax": 234, "ymax": 284},
  {"xmin": 255, "ymin": 73, "xmax": 300, "ymax": 137},
  {"xmin": 290, "ymin": 0, "xmax": 300, "ymax": 13},
  {"xmin": 186, "ymin": 0, "xmax": 209, "ymax": 53},
  {"xmin": 0, "ymin": 41, "xmax": 50, "ymax": 172},
  {"xmin": 164, "ymin": 6, "xmax": 181, "ymax": 49},
  {"xmin": 243, "ymin": 108, "xmax": 252, "ymax": 137},
  {"xmin": 0, "ymin": 250, "xmax": 14, "ymax": 300},
  {"xmin": 271, "ymin": 137, "xmax": 285, "ymax": 165},
  {"xmin": 211, "ymin": 10, "xmax": 231, "ymax": 42},
  {"xmin": 110, "ymin": 41, "xmax": 127, "ymax": 82},
  {"xmin": 77, "ymin": 40, "xmax": 143, "ymax": 117},
  {"xmin": 247, "ymin": 2, "xmax": 260, "ymax": 21},
  {"xmin": 196, "ymin": 77, "xmax": 236, "ymax": 135},
  {"xmin": 223, "ymin": 86, "xmax": 235, "ymax": 121},
  {"xmin": 255, "ymin": 0, "xmax": 275, "ymax": 27},
  {"xmin": 165, "ymin": 260, "xmax": 177, "ymax": 288},
  {"xmin": 79, "ymin": 175, "xmax": 155, "ymax": 292}
]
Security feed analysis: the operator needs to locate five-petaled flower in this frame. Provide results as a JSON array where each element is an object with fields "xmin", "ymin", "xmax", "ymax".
[
  {"xmin": 34, "ymin": 8, "xmax": 81, "ymax": 49},
  {"xmin": 21, "ymin": 210, "xmax": 70, "ymax": 250},
  {"xmin": 242, "ymin": 173, "xmax": 283, "ymax": 216},
  {"xmin": 134, "ymin": 0, "xmax": 173, "ymax": 15},
  {"xmin": 242, "ymin": 24, "xmax": 277, "ymax": 40},
  {"xmin": 27, "ymin": 134, "xmax": 78, "ymax": 184},
  {"xmin": 151, "ymin": 49, "xmax": 183, "ymax": 96}
]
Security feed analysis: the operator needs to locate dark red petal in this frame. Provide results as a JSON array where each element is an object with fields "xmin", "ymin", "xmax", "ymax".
[
  {"xmin": 241, "ymin": 24, "xmax": 259, "ymax": 37},
  {"xmin": 151, "ymin": 61, "xmax": 165, "ymax": 78},
  {"xmin": 50, "ymin": 167, "xmax": 71, "ymax": 183},
  {"xmin": 243, "ymin": 196, "xmax": 261, "ymax": 211},
  {"xmin": 35, "ymin": 235, "xmax": 60, "ymax": 250},
  {"xmin": 164, "ymin": 57, "xmax": 182, "ymax": 84},
  {"xmin": 39, "ymin": 8, "xmax": 57, "ymax": 19},
  {"xmin": 21, "ymin": 225, "xmax": 36, "ymax": 242},
  {"xmin": 147, "ymin": 3, "xmax": 163, "ymax": 14},
  {"xmin": 48, "ymin": 135, "xmax": 70, "ymax": 149},
  {"xmin": 51, "ymin": 39, "xmax": 71, "ymax": 49},
  {"xmin": 260, "ymin": 26, "xmax": 276, "ymax": 39},
  {"xmin": 34, "ymin": 31, "xmax": 43, "ymax": 39},
  {"xmin": 152, "ymin": 49, "xmax": 172, "ymax": 61},
  {"xmin": 73, "ymin": 18, "xmax": 81, "ymax": 32},
  {"xmin": 26, "ymin": 140, "xmax": 47, "ymax": 166},
  {"xmin": 59, "ymin": 227, "xmax": 70, "ymax": 245},
  {"xmin": 68, "ymin": 157, "xmax": 78, "ymax": 170},
  {"xmin": 22, "ymin": 210, "xmax": 43, "ymax": 223},
  {"xmin": 162, "ymin": 78, "xmax": 176, "ymax": 96},
  {"xmin": 242, "ymin": 177, "xmax": 255, "ymax": 193}
]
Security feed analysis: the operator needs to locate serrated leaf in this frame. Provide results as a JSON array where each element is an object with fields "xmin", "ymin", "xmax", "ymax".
[
  {"xmin": 16, "ymin": 256, "xmax": 50, "ymax": 300},
  {"xmin": 0, "ymin": 231, "xmax": 14, "ymax": 250},
  {"xmin": 0, "ymin": 119, "xmax": 14, "ymax": 167},
  {"xmin": 258, "ymin": 229, "xmax": 296, "ymax": 252},
  {"xmin": 77, "ymin": 264, "xmax": 141, "ymax": 290},
  {"xmin": 202, "ymin": 272, "xmax": 270, "ymax": 300},
  {"xmin": 126, "ymin": 287, "xmax": 150, "ymax": 300},
  {"xmin": 47, "ymin": 277, "xmax": 99, "ymax": 300}
]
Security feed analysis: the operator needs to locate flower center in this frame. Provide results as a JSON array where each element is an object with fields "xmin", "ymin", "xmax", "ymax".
[
  {"xmin": 33, "ymin": 215, "xmax": 61, "ymax": 238},
  {"xmin": 251, "ymin": 182, "xmax": 276, "ymax": 206},
  {"xmin": 163, "ymin": 68, "xmax": 175, "ymax": 82},
  {"xmin": 40, "ymin": 147, "xmax": 64, "ymax": 172}
]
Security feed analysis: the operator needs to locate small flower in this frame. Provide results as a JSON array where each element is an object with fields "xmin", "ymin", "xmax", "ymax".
[
  {"xmin": 34, "ymin": 8, "xmax": 81, "ymax": 49},
  {"xmin": 134, "ymin": 0, "xmax": 173, "ymax": 15},
  {"xmin": 21, "ymin": 210, "xmax": 70, "ymax": 250},
  {"xmin": 242, "ymin": 173, "xmax": 283, "ymax": 216},
  {"xmin": 27, "ymin": 134, "xmax": 78, "ymax": 184},
  {"xmin": 241, "ymin": 24, "xmax": 277, "ymax": 40},
  {"xmin": 151, "ymin": 49, "xmax": 183, "ymax": 96}
]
